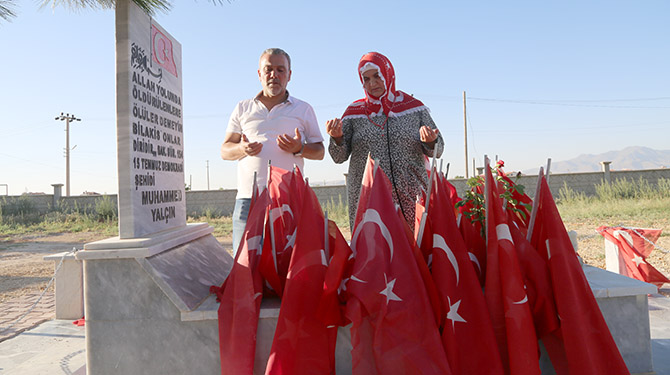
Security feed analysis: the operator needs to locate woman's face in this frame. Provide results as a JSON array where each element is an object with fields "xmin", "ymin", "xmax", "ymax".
[{"xmin": 362, "ymin": 69, "xmax": 386, "ymax": 98}]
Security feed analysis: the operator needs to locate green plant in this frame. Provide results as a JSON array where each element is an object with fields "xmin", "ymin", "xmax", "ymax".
[
  {"xmin": 595, "ymin": 177, "xmax": 670, "ymax": 201},
  {"xmin": 455, "ymin": 161, "xmax": 530, "ymax": 238},
  {"xmin": 95, "ymin": 195, "xmax": 118, "ymax": 221},
  {"xmin": 558, "ymin": 181, "xmax": 589, "ymax": 204},
  {"xmin": 321, "ymin": 195, "xmax": 349, "ymax": 230}
]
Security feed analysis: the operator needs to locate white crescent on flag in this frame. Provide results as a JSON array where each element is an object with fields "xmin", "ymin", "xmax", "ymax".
[
  {"xmin": 287, "ymin": 249, "xmax": 328, "ymax": 278},
  {"xmin": 496, "ymin": 223, "xmax": 513, "ymax": 243},
  {"xmin": 351, "ymin": 208, "xmax": 394, "ymax": 262},
  {"xmin": 468, "ymin": 252, "xmax": 481, "ymax": 274},
  {"xmin": 270, "ymin": 204, "xmax": 294, "ymax": 223},
  {"xmin": 433, "ymin": 233, "xmax": 459, "ymax": 286},
  {"xmin": 247, "ymin": 235, "xmax": 263, "ymax": 253}
]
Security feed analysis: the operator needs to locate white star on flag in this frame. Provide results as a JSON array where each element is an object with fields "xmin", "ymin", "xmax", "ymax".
[
  {"xmin": 379, "ymin": 273, "xmax": 402, "ymax": 305},
  {"xmin": 284, "ymin": 228, "xmax": 296, "ymax": 250},
  {"xmin": 277, "ymin": 317, "xmax": 311, "ymax": 349},
  {"xmin": 446, "ymin": 297, "xmax": 466, "ymax": 329},
  {"xmin": 632, "ymin": 255, "xmax": 645, "ymax": 267}
]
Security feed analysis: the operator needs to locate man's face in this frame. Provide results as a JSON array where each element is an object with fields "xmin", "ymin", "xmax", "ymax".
[{"xmin": 258, "ymin": 53, "xmax": 291, "ymax": 98}]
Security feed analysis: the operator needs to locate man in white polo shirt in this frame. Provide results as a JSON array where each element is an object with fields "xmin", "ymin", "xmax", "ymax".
[{"xmin": 221, "ymin": 48, "xmax": 324, "ymax": 255}]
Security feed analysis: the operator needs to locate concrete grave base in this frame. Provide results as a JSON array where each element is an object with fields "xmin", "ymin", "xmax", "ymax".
[{"xmin": 76, "ymin": 225, "xmax": 656, "ymax": 374}]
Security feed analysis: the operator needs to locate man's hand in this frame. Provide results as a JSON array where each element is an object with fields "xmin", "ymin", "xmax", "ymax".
[
  {"xmin": 221, "ymin": 132, "xmax": 262, "ymax": 160},
  {"xmin": 419, "ymin": 126, "xmax": 439, "ymax": 149},
  {"xmin": 277, "ymin": 128, "xmax": 303, "ymax": 154},
  {"xmin": 326, "ymin": 118, "xmax": 343, "ymax": 145},
  {"xmin": 240, "ymin": 134, "xmax": 263, "ymax": 156}
]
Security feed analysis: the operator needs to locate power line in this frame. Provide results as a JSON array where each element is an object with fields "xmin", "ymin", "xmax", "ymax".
[{"xmin": 467, "ymin": 96, "xmax": 670, "ymax": 109}]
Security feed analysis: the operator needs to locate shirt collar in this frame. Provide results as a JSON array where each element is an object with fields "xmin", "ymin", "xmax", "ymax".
[{"xmin": 254, "ymin": 90, "xmax": 292, "ymax": 104}]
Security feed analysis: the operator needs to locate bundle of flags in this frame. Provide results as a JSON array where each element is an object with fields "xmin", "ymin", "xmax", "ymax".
[
  {"xmin": 210, "ymin": 157, "xmax": 630, "ymax": 375},
  {"xmin": 599, "ymin": 226, "xmax": 669, "ymax": 289}
]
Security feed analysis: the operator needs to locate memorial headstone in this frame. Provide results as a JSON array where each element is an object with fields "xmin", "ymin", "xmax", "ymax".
[
  {"xmin": 116, "ymin": 5, "xmax": 185, "ymax": 238},
  {"xmin": 76, "ymin": 2, "xmax": 234, "ymax": 373}
]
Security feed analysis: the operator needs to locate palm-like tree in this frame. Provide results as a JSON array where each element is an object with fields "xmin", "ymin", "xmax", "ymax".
[
  {"xmin": 1, "ymin": 0, "xmax": 17, "ymax": 22},
  {"xmin": 0, "ymin": 0, "xmax": 178, "ymax": 23}
]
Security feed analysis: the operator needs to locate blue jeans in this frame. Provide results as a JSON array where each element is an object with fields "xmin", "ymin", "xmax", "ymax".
[{"xmin": 232, "ymin": 198, "xmax": 251, "ymax": 258}]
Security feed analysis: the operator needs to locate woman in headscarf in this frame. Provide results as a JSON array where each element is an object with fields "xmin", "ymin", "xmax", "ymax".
[{"xmin": 327, "ymin": 52, "xmax": 444, "ymax": 230}]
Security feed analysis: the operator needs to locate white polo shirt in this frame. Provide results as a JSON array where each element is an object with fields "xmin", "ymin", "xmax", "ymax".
[{"xmin": 226, "ymin": 94, "xmax": 323, "ymax": 199}]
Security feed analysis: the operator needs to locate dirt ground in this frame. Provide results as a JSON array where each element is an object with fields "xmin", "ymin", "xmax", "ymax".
[
  {"xmin": 0, "ymin": 231, "xmax": 233, "ymax": 304},
  {"xmin": 0, "ymin": 222, "xmax": 668, "ymax": 305}
]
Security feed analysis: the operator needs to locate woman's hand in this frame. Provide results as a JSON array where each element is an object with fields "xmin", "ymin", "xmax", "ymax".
[
  {"xmin": 326, "ymin": 118, "xmax": 344, "ymax": 145},
  {"xmin": 419, "ymin": 126, "xmax": 439, "ymax": 149}
]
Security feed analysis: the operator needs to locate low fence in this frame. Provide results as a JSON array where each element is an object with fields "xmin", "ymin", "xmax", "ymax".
[{"xmin": 2, "ymin": 168, "xmax": 668, "ymax": 218}]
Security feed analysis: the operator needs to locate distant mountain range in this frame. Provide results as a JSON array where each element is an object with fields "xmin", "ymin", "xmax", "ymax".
[{"xmin": 523, "ymin": 146, "xmax": 670, "ymax": 174}]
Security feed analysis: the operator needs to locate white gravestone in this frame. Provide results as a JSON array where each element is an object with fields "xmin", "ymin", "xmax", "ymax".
[
  {"xmin": 76, "ymin": 2, "xmax": 234, "ymax": 373},
  {"xmin": 116, "ymin": 6, "xmax": 185, "ymax": 238}
]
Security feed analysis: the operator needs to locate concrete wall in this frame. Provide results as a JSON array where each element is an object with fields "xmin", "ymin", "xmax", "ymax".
[
  {"xmin": 3, "ymin": 168, "xmax": 669, "ymax": 217},
  {"xmin": 448, "ymin": 168, "xmax": 670, "ymax": 199}
]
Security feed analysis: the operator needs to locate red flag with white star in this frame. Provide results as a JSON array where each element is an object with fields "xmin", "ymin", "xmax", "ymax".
[
  {"xmin": 427, "ymin": 172, "xmax": 504, "ymax": 375},
  {"xmin": 264, "ymin": 185, "xmax": 337, "ymax": 375},
  {"xmin": 259, "ymin": 165, "xmax": 301, "ymax": 297},
  {"xmin": 345, "ymin": 156, "xmax": 452, "ymax": 375},
  {"xmin": 599, "ymin": 226, "xmax": 669, "ymax": 289},
  {"xmin": 211, "ymin": 189, "xmax": 269, "ymax": 375},
  {"xmin": 530, "ymin": 176, "xmax": 629, "ymax": 374},
  {"xmin": 484, "ymin": 165, "xmax": 541, "ymax": 375},
  {"xmin": 317, "ymin": 220, "xmax": 354, "ymax": 328}
]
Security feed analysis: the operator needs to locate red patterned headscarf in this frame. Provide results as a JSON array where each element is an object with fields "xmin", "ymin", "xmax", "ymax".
[{"xmin": 342, "ymin": 52, "xmax": 426, "ymax": 121}]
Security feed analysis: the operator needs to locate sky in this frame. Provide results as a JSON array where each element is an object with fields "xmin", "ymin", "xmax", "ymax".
[{"xmin": 1, "ymin": 0, "xmax": 669, "ymax": 196}]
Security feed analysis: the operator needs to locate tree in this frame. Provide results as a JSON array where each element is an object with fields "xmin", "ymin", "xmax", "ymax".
[
  {"xmin": 1, "ymin": 0, "xmax": 16, "ymax": 22},
  {"xmin": 0, "ymin": 0, "xmax": 224, "ymax": 23}
]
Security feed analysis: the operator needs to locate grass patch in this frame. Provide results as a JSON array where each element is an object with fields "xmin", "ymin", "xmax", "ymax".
[
  {"xmin": 188, "ymin": 215, "xmax": 232, "ymax": 239},
  {"xmin": 322, "ymin": 195, "xmax": 350, "ymax": 231},
  {"xmin": 557, "ymin": 178, "xmax": 670, "ymax": 230}
]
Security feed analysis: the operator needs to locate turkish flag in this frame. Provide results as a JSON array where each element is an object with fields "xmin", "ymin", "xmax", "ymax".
[
  {"xmin": 599, "ymin": 226, "xmax": 669, "ymax": 289},
  {"xmin": 443, "ymin": 176, "xmax": 462, "ymax": 218},
  {"xmin": 497, "ymin": 169, "xmax": 532, "ymax": 231},
  {"xmin": 345, "ymin": 156, "xmax": 452, "ymax": 375},
  {"xmin": 259, "ymin": 165, "xmax": 301, "ymax": 297},
  {"xmin": 151, "ymin": 23, "xmax": 178, "ymax": 77},
  {"xmin": 318, "ymin": 220, "xmax": 354, "ymax": 328},
  {"xmin": 484, "ymin": 166, "xmax": 541, "ymax": 375},
  {"xmin": 506, "ymin": 215, "xmax": 560, "ymax": 340},
  {"xmin": 265, "ymin": 185, "xmax": 337, "ymax": 375},
  {"xmin": 458, "ymin": 211, "xmax": 486, "ymax": 286},
  {"xmin": 530, "ymin": 176, "xmax": 629, "ymax": 374},
  {"xmin": 211, "ymin": 189, "xmax": 269, "ymax": 375},
  {"xmin": 427, "ymin": 172, "xmax": 504, "ymax": 375}
]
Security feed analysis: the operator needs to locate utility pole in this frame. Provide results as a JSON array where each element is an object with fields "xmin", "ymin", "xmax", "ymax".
[
  {"xmin": 206, "ymin": 160, "xmax": 210, "ymax": 190},
  {"xmin": 55, "ymin": 113, "xmax": 81, "ymax": 196},
  {"xmin": 463, "ymin": 91, "xmax": 469, "ymax": 178}
]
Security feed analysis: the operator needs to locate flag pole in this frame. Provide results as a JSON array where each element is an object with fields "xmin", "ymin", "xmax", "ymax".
[
  {"xmin": 484, "ymin": 155, "xmax": 490, "ymax": 247},
  {"xmin": 545, "ymin": 158, "xmax": 552, "ymax": 185},
  {"xmin": 416, "ymin": 157, "xmax": 437, "ymax": 248},
  {"xmin": 324, "ymin": 210, "xmax": 330, "ymax": 263},
  {"xmin": 252, "ymin": 171, "xmax": 258, "ymax": 198},
  {"xmin": 267, "ymin": 161, "xmax": 279, "ymax": 272},
  {"xmin": 526, "ymin": 166, "xmax": 545, "ymax": 242}
]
